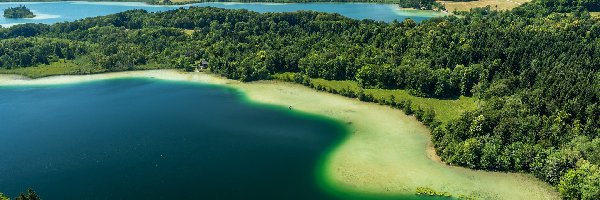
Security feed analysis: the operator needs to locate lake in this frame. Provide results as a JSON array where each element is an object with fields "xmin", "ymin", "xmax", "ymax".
[
  {"xmin": 0, "ymin": 71, "xmax": 560, "ymax": 200},
  {"xmin": 0, "ymin": 1, "xmax": 446, "ymax": 27},
  {"xmin": 0, "ymin": 78, "xmax": 347, "ymax": 199}
]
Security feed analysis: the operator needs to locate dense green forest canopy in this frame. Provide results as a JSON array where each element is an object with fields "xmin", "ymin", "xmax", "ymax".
[
  {"xmin": 3, "ymin": 5, "xmax": 35, "ymax": 18},
  {"xmin": 537, "ymin": 0, "xmax": 600, "ymax": 12},
  {"xmin": 0, "ymin": 0, "xmax": 598, "ymax": 199}
]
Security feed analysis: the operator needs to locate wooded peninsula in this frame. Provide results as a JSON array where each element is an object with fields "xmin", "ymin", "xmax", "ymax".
[{"xmin": 0, "ymin": 0, "xmax": 598, "ymax": 199}]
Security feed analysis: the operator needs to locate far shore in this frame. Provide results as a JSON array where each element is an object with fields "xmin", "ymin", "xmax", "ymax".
[{"xmin": 0, "ymin": 70, "xmax": 560, "ymax": 199}]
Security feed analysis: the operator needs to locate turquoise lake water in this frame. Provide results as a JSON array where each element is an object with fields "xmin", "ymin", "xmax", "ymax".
[
  {"xmin": 0, "ymin": 78, "xmax": 348, "ymax": 199},
  {"xmin": 0, "ymin": 2, "xmax": 449, "ymax": 199},
  {"xmin": 0, "ymin": 1, "xmax": 445, "ymax": 27}
]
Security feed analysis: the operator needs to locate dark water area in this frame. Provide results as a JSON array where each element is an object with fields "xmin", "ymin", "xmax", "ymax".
[{"xmin": 0, "ymin": 78, "xmax": 346, "ymax": 199}]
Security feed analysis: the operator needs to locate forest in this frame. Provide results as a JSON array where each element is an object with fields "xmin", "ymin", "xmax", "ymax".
[
  {"xmin": 397, "ymin": 0, "xmax": 446, "ymax": 10},
  {"xmin": 3, "ymin": 5, "xmax": 35, "ymax": 18},
  {"xmin": 0, "ymin": 0, "xmax": 598, "ymax": 199}
]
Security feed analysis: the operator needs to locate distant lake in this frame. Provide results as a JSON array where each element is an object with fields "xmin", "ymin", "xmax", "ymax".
[
  {"xmin": 0, "ymin": 1, "xmax": 446, "ymax": 27},
  {"xmin": 0, "ymin": 78, "xmax": 347, "ymax": 199}
]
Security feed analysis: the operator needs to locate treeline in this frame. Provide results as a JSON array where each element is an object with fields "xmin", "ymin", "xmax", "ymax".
[
  {"xmin": 0, "ymin": 38, "xmax": 85, "ymax": 68},
  {"xmin": 0, "ymin": 1, "xmax": 598, "ymax": 198},
  {"xmin": 536, "ymin": 0, "xmax": 600, "ymax": 12}
]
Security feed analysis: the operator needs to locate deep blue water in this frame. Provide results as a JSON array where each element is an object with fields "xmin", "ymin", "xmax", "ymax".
[
  {"xmin": 0, "ymin": 78, "xmax": 346, "ymax": 199},
  {"xmin": 0, "ymin": 1, "xmax": 445, "ymax": 27}
]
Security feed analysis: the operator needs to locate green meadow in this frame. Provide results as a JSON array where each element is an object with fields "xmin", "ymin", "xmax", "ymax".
[{"xmin": 274, "ymin": 72, "xmax": 479, "ymax": 123}]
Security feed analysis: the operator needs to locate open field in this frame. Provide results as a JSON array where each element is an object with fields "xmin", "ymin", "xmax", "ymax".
[
  {"xmin": 440, "ymin": 0, "xmax": 530, "ymax": 12},
  {"xmin": 183, "ymin": 29, "xmax": 195, "ymax": 35}
]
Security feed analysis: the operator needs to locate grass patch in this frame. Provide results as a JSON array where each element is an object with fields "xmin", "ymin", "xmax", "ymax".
[
  {"xmin": 362, "ymin": 89, "xmax": 477, "ymax": 122},
  {"xmin": 439, "ymin": 0, "xmax": 529, "ymax": 12},
  {"xmin": 274, "ymin": 72, "xmax": 478, "ymax": 123},
  {"xmin": 311, "ymin": 78, "xmax": 478, "ymax": 122},
  {"xmin": 0, "ymin": 58, "xmax": 175, "ymax": 79},
  {"xmin": 0, "ymin": 58, "xmax": 104, "ymax": 79},
  {"xmin": 182, "ymin": 29, "xmax": 195, "ymax": 36}
]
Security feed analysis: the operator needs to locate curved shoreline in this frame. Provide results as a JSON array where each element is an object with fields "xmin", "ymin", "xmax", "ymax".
[{"xmin": 0, "ymin": 70, "xmax": 559, "ymax": 199}]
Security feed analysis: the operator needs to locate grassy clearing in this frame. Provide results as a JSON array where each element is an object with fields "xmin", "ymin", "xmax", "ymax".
[
  {"xmin": 365, "ymin": 88, "xmax": 477, "ymax": 123},
  {"xmin": 310, "ymin": 78, "xmax": 478, "ymax": 122},
  {"xmin": 0, "ymin": 58, "xmax": 173, "ymax": 79},
  {"xmin": 182, "ymin": 29, "xmax": 195, "ymax": 36},
  {"xmin": 0, "ymin": 59, "xmax": 104, "ymax": 79},
  {"xmin": 274, "ymin": 72, "xmax": 479, "ymax": 123},
  {"xmin": 439, "ymin": 0, "xmax": 530, "ymax": 12}
]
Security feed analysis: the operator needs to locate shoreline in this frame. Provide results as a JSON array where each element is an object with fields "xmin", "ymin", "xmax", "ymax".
[{"xmin": 0, "ymin": 70, "xmax": 559, "ymax": 199}]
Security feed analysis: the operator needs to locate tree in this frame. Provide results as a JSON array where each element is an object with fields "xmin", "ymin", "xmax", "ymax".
[
  {"xmin": 559, "ymin": 160, "xmax": 600, "ymax": 200},
  {"xmin": 15, "ymin": 188, "xmax": 41, "ymax": 200},
  {"xmin": 479, "ymin": 136, "xmax": 501, "ymax": 170}
]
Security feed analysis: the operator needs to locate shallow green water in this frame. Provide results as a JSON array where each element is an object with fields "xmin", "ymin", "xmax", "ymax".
[{"xmin": 0, "ymin": 78, "xmax": 353, "ymax": 199}]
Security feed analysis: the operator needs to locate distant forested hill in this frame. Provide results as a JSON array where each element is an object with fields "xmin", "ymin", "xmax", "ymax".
[{"xmin": 0, "ymin": 0, "xmax": 598, "ymax": 198}]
